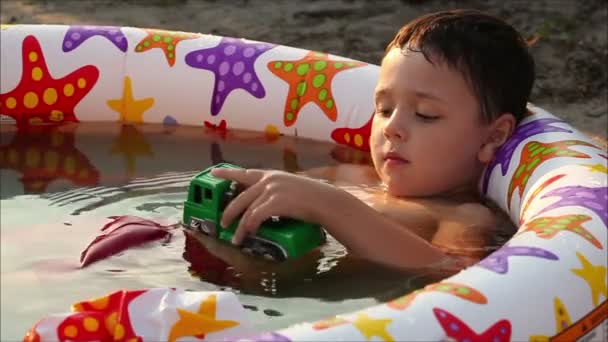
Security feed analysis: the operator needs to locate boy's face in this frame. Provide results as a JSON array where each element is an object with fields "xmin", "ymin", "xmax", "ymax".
[{"xmin": 370, "ymin": 47, "xmax": 491, "ymax": 197}]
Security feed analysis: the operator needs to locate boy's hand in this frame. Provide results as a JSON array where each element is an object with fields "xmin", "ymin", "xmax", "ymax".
[{"xmin": 210, "ymin": 167, "xmax": 332, "ymax": 245}]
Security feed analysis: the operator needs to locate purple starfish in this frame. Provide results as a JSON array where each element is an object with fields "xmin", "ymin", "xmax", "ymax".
[
  {"xmin": 478, "ymin": 245, "xmax": 558, "ymax": 274},
  {"xmin": 62, "ymin": 25, "xmax": 128, "ymax": 52},
  {"xmin": 481, "ymin": 118, "xmax": 572, "ymax": 194},
  {"xmin": 185, "ymin": 37, "xmax": 275, "ymax": 115},
  {"xmin": 535, "ymin": 185, "xmax": 607, "ymax": 228}
]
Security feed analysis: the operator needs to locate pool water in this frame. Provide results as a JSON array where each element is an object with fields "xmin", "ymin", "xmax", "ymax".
[{"xmin": 1, "ymin": 122, "xmax": 435, "ymax": 340}]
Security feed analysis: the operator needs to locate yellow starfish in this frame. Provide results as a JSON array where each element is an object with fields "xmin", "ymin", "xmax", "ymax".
[
  {"xmin": 351, "ymin": 313, "xmax": 394, "ymax": 342},
  {"xmin": 582, "ymin": 163, "xmax": 608, "ymax": 174},
  {"xmin": 168, "ymin": 294, "xmax": 239, "ymax": 342},
  {"xmin": 571, "ymin": 252, "xmax": 607, "ymax": 306},
  {"xmin": 107, "ymin": 76, "xmax": 154, "ymax": 123}
]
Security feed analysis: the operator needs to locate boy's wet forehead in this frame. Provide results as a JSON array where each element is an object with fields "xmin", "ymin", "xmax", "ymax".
[{"xmin": 376, "ymin": 48, "xmax": 476, "ymax": 106}]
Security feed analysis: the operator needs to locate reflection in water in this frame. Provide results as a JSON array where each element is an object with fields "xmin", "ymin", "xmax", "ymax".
[
  {"xmin": 330, "ymin": 144, "xmax": 373, "ymax": 165},
  {"xmin": 0, "ymin": 125, "xmax": 99, "ymax": 194},
  {"xmin": 183, "ymin": 229, "xmax": 423, "ymax": 301},
  {"xmin": 110, "ymin": 124, "xmax": 154, "ymax": 179}
]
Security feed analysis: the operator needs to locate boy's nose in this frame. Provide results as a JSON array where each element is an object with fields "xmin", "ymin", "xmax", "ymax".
[{"xmin": 383, "ymin": 114, "xmax": 408, "ymax": 141}]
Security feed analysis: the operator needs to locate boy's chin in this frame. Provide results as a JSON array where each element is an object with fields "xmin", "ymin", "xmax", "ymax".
[{"xmin": 383, "ymin": 182, "xmax": 414, "ymax": 197}]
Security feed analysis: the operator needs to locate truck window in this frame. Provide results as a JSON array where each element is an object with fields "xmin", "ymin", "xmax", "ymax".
[
  {"xmin": 204, "ymin": 188, "xmax": 212, "ymax": 200},
  {"xmin": 193, "ymin": 185, "xmax": 202, "ymax": 203}
]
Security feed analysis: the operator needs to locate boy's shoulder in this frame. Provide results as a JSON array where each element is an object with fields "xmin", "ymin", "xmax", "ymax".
[
  {"xmin": 431, "ymin": 201, "xmax": 498, "ymax": 257},
  {"xmin": 302, "ymin": 164, "xmax": 379, "ymax": 186}
]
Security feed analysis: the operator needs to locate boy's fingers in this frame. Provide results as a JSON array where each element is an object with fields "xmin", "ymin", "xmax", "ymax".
[
  {"xmin": 232, "ymin": 195, "xmax": 268, "ymax": 245},
  {"xmin": 232, "ymin": 220, "xmax": 254, "ymax": 245},
  {"xmin": 221, "ymin": 181, "xmax": 263, "ymax": 228},
  {"xmin": 244, "ymin": 200, "xmax": 274, "ymax": 233},
  {"xmin": 211, "ymin": 168, "xmax": 264, "ymax": 186}
]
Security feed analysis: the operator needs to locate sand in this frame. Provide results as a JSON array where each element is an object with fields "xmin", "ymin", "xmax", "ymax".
[{"xmin": 2, "ymin": 0, "xmax": 606, "ymax": 141}]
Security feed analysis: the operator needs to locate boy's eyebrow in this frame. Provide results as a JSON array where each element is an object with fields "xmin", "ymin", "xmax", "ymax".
[
  {"xmin": 414, "ymin": 90, "xmax": 446, "ymax": 103},
  {"xmin": 375, "ymin": 88, "xmax": 446, "ymax": 103}
]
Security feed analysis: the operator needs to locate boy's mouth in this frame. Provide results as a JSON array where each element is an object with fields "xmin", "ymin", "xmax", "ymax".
[{"xmin": 383, "ymin": 152, "xmax": 409, "ymax": 164}]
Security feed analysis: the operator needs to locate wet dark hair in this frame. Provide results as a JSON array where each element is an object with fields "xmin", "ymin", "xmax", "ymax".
[{"xmin": 386, "ymin": 9, "xmax": 535, "ymax": 123}]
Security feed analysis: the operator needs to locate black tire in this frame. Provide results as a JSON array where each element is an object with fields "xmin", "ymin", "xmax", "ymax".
[{"xmin": 241, "ymin": 237, "xmax": 287, "ymax": 262}]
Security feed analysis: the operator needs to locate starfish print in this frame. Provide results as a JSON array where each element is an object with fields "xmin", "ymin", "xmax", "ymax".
[
  {"xmin": 481, "ymin": 118, "xmax": 571, "ymax": 195},
  {"xmin": 507, "ymin": 140, "xmax": 596, "ymax": 210},
  {"xmin": 1, "ymin": 35, "xmax": 99, "ymax": 127},
  {"xmin": 268, "ymin": 51, "xmax": 366, "ymax": 126},
  {"xmin": 168, "ymin": 294, "xmax": 239, "ymax": 342},
  {"xmin": 582, "ymin": 163, "xmax": 608, "ymax": 174},
  {"xmin": 134, "ymin": 29, "xmax": 201, "ymax": 66},
  {"xmin": 529, "ymin": 297, "xmax": 572, "ymax": 342},
  {"xmin": 312, "ymin": 317, "xmax": 349, "ymax": 330},
  {"xmin": 62, "ymin": 25, "xmax": 128, "ymax": 52},
  {"xmin": 312, "ymin": 314, "xmax": 394, "ymax": 342},
  {"xmin": 536, "ymin": 185, "xmax": 608, "ymax": 228},
  {"xmin": 107, "ymin": 76, "xmax": 155, "ymax": 123},
  {"xmin": 478, "ymin": 245, "xmax": 558, "ymax": 274},
  {"xmin": 0, "ymin": 126, "xmax": 100, "ymax": 193},
  {"xmin": 388, "ymin": 282, "xmax": 487, "ymax": 310},
  {"xmin": 434, "ymin": 308, "xmax": 511, "ymax": 342},
  {"xmin": 519, "ymin": 215, "xmax": 602, "ymax": 249},
  {"xmin": 185, "ymin": 37, "xmax": 275, "ymax": 115},
  {"xmin": 519, "ymin": 174, "xmax": 566, "ymax": 224},
  {"xmin": 571, "ymin": 252, "xmax": 607, "ymax": 306},
  {"xmin": 351, "ymin": 313, "xmax": 394, "ymax": 342},
  {"xmin": 542, "ymin": 300, "xmax": 608, "ymax": 341},
  {"xmin": 331, "ymin": 111, "xmax": 373, "ymax": 151},
  {"xmin": 110, "ymin": 125, "xmax": 153, "ymax": 179},
  {"xmin": 57, "ymin": 289, "xmax": 147, "ymax": 342}
]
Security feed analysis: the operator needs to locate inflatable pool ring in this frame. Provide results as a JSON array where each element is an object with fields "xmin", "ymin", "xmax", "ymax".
[{"xmin": 2, "ymin": 25, "xmax": 606, "ymax": 341}]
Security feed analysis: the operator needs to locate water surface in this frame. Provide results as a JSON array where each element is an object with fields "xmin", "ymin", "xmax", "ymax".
[{"xmin": 1, "ymin": 122, "xmax": 430, "ymax": 339}]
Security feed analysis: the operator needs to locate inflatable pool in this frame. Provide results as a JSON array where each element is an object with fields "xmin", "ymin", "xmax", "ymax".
[{"xmin": 2, "ymin": 24, "xmax": 606, "ymax": 341}]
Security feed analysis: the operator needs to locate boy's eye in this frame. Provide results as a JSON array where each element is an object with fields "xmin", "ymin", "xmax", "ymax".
[
  {"xmin": 415, "ymin": 112, "xmax": 439, "ymax": 122},
  {"xmin": 375, "ymin": 109, "xmax": 392, "ymax": 117}
]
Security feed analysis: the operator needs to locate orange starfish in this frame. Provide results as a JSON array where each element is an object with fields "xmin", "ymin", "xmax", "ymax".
[
  {"xmin": 134, "ymin": 29, "xmax": 201, "ymax": 66},
  {"xmin": 508, "ymin": 140, "xmax": 596, "ymax": 210},
  {"xmin": 268, "ymin": 51, "xmax": 365, "ymax": 127}
]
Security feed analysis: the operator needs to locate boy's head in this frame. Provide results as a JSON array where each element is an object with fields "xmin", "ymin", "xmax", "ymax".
[{"xmin": 370, "ymin": 9, "xmax": 535, "ymax": 197}]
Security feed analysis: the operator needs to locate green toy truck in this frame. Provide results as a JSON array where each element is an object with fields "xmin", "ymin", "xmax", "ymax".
[{"xmin": 183, "ymin": 163, "xmax": 326, "ymax": 261}]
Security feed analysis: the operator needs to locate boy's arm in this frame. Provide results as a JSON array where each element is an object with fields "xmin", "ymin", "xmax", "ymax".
[
  {"xmin": 316, "ymin": 188, "xmax": 449, "ymax": 271},
  {"xmin": 212, "ymin": 167, "xmax": 458, "ymax": 272}
]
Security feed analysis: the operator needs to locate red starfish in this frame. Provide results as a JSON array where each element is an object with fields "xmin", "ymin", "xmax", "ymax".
[
  {"xmin": 0, "ymin": 35, "xmax": 99, "ymax": 127},
  {"xmin": 434, "ymin": 308, "xmax": 511, "ymax": 342},
  {"xmin": 331, "ymin": 112, "xmax": 373, "ymax": 151}
]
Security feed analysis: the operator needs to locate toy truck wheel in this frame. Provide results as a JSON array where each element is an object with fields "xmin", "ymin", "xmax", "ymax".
[{"xmin": 241, "ymin": 237, "xmax": 287, "ymax": 262}]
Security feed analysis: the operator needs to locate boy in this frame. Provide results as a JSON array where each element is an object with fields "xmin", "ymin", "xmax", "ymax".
[{"xmin": 211, "ymin": 9, "xmax": 535, "ymax": 273}]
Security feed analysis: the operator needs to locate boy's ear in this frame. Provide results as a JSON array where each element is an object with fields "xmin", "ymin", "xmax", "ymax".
[{"xmin": 478, "ymin": 113, "xmax": 516, "ymax": 163}]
